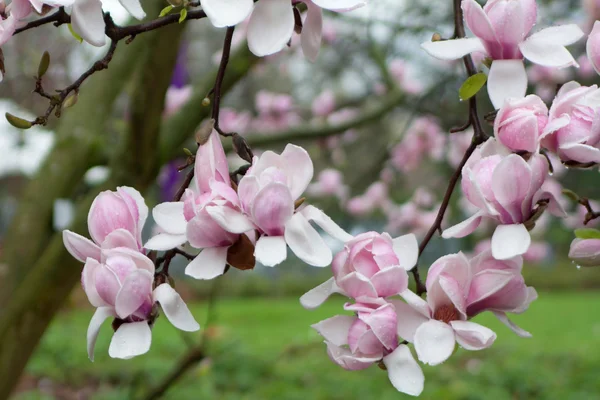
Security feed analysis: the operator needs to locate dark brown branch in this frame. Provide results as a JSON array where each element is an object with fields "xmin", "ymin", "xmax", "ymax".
[
  {"xmin": 578, "ymin": 197, "xmax": 600, "ymax": 225},
  {"xmin": 212, "ymin": 26, "xmax": 235, "ymax": 137},
  {"xmin": 13, "ymin": 7, "xmax": 70, "ymax": 35}
]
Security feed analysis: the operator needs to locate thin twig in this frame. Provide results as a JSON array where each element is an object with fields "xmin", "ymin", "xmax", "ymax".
[
  {"xmin": 212, "ymin": 26, "xmax": 235, "ymax": 137},
  {"xmin": 578, "ymin": 198, "xmax": 600, "ymax": 225}
]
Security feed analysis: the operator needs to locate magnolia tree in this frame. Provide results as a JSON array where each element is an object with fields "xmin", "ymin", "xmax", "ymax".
[{"xmin": 2, "ymin": 0, "xmax": 600, "ymax": 397}]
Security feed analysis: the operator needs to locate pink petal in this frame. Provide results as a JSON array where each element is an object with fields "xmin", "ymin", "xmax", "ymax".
[
  {"xmin": 280, "ymin": 144, "xmax": 314, "ymax": 200},
  {"xmin": 493, "ymin": 311, "xmax": 532, "ymax": 337},
  {"xmin": 153, "ymin": 283, "xmax": 200, "ymax": 331},
  {"xmin": 301, "ymin": 2, "xmax": 322, "ymax": 62},
  {"xmin": 63, "ymin": 230, "xmax": 101, "ymax": 263},
  {"xmin": 312, "ymin": 315, "xmax": 354, "ymax": 346},
  {"xmin": 414, "ymin": 319, "xmax": 456, "ymax": 365},
  {"xmin": 442, "ymin": 213, "xmax": 484, "ymax": 238},
  {"xmin": 108, "ymin": 321, "xmax": 152, "ymax": 359},
  {"xmin": 102, "ymin": 229, "xmax": 138, "ymax": 251},
  {"xmin": 82, "ymin": 258, "xmax": 108, "ymax": 307},
  {"xmin": 491, "ymin": 154, "xmax": 532, "ymax": 222},
  {"xmin": 251, "ymin": 183, "xmax": 294, "ymax": 235},
  {"xmin": 383, "ymin": 345, "xmax": 424, "ymax": 396},
  {"xmin": 206, "ymin": 205, "xmax": 255, "ymax": 234},
  {"xmin": 587, "ymin": 21, "xmax": 600, "ymax": 75},
  {"xmin": 86, "ymin": 307, "xmax": 115, "ymax": 361},
  {"xmin": 88, "ymin": 191, "xmax": 136, "ymax": 245},
  {"xmin": 300, "ymin": 277, "xmax": 342, "ymax": 309},
  {"xmin": 337, "ymin": 272, "xmax": 378, "ymax": 299},
  {"xmin": 187, "ymin": 212, "xmax": 237, "ymax": 249},
  {"xmin": 450, "ymin": 320, "xmax": 497, "ymax": 350},
  {"xmin": 462, "ymin": 0, "xmax": 497, "ymax": 43},
  {"xmin": 559, "ymin": 142, "xmax": 600, "ymax": 164},
  {"xmin": 195, "ymin": 130, "xmax": 231, "ymax": 193},
  {"xmin": 568, "ymin": 238, "xmax": 600, "ymax": 267},
  {"xmin": 388, "ymin": 299, "xmax": 429, "ymax": 343},
  {"xmin": 361, "ymin": 303, "xmax": 398, "ymax": 350},
  {"xmin": 325, "ymin": 341, "xmax": 379, "ymax": 370},
  {"xmin": 115, "ymin": 269, "xmax": 153, "ymax": 319},
  {"xmin": 371, "ymin": 266, "xmax": 409, "ymax": 297},
  {"xmin": 185, "ymin": 246, "xmax": 229, "ymax": 279}
]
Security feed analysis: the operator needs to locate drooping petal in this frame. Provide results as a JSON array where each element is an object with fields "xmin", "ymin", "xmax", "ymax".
[
  {"xmin": 247, "ymin": 0, "xmax": 295, "ymax": 57},
  {"xmin": 144, "ymin": 233, "xmax": 188, "ymax": 251},
  {"xmin": 493, "ymin": 311, "xmax": 532, "ymax": 337},
  {"xmin": 299, "ymin": 205, "xmax": 353, "ymax": 243},
  {"xmin": 284, "ymin": 212, "xmax": 332, "ymax": 267},
  {"xmin": 206, "ymin": 205, "xmax": 255, "ymax": 234},
  {"xmin": 63, "ymin": 230, "xmax": 101, "ymax": 262},
  {"xmin": 185, "ymin": 246, "xmax": 228, "ymax": 279},
  {"xmin": 414, "ymin": 319, "xmax": 456, "ymax": 365},
  {"xmin": 200, "ymin": 0, "xmax": 254, "ymax": 28},
  {"xmin": 254, "ymin": 235, "xmax": 288, "ymax": 267},
  {"xmin": 421, "ymin": 38, "xmax": 486, "ymax": 60},
  {"xmin": 108, "ymin": 321, "xmax": 152, "ymax": 359},
  {"xmin": 382, "ymin": 344, "xmax": 424, "ymax": 397},
  {"xmin": 117, "ymin": 0, "xmax": 146, "ymax": 20},
  {"xmin": 301, "ymin": 2, "xmax": 322, "ymax": 62},
  {"xmin": 450, "ymin": 320, "xmax": 497, "ymax": 350},
  {"xmin": 312, "ymin": 315, "xmax": 354, "ymax": 346},
  {"xmin": 152, "ymin": 202, "xmax": 187, "ymax": 235},
  {"xmin": 388, "ymin": 299, "xmax": 429, "ymax": 343},
  {"xmin": 114, "ymin": 269, "xmax": 153, "ymax": 319},
  {"xmin": 487, "ymin": 60, "xmax": 528, "ymax": 110},
  {"xmin": 300, "ymin": 277, "xmax": 342, "ymax": 309},
  {"xmin": 391, "ymin": 234, "xmax": 418, "ymax": 270},
  {"xmin": 153, "ymin": 283, "xmax": 200, "ymax": 331},
  {"xmin": 491, "ymin": 224, "xmax": 531, "ymax": 260},
  {"xmin": 71, "ymin": 0, "xmax": 106, "ymax": 47},
  {"xmin": 441, "ymin": 212, "xmax": 484, "ymax": 238},
  {"xmin": 87, "ymin": 307, "xmax": 115, "ymax": 361}
]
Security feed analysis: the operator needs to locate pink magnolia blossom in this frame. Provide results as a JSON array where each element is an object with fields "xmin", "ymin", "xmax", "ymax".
[
  {"xmin": 422, "ymin": 0, "xmax": 583, "ymax": 108},
  {"xmin": 307, "ymin": 168, "xmax": 348, "ymax": 201},
  {"xmin": 164, "ymin": 86, "xmax": 193, "ymax": 118},
  {"xmin": 299, "ymin": 231, "xmax": 418, "ymax": 309},
  {"xmin": 391, "ymin": 117, "xmax": 445, "ymax": 172},
  {"xmin": 312, "ymin": 300, "xmax": 424, "ymax": 396},
  {"xmin": 587, "ymin": 22, "xmax": 600, "ymax": 76},
  {"xmin": 200, "ymin": 0, "xmax": 366, "ymax": 61},
  {"xmin": 443, "ymin": 138, "xmax": 565, "ymax": 260},
  {"xmin": 345, "ymin": 181, "xmax": 389, "ymax": 216},
  {"xmin": 207, "ymin": 144, "xmax": 352, "ymax": 267},
  {"xmin": 81, "ymin": 247, "xmax": 199, "ymax": 360},
  {"xmin": 494, "ymin": 95, "xmax": 548, "ymax": 153},
  {"xmin": 145, "ymin": 130, "xmax": 250, "ymax": 280},
  {"xmin": 541, "ymin": 81, "xmax": 600, "ymax": 164},
  {"xmin": 219, "ymin": 108, "xmax": 252, "ymax": 134},
  {"xmin": 312, "ymin": 89, "xmax": 336, "ymax": 117},
  {"xmin": 569, "ymin": 238, "xmax": 600, "ymax": 267},
  {"xmin": 388, "ymin": 59, "xmax": 423, "ymax": 95},
  {"xmin": 63, "ymin": 187, "xmax": 148, "ymax": 263}
]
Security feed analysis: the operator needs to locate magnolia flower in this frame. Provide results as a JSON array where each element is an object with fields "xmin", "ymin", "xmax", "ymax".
[
  {"xmin": 588, "ymin": 22, "xmax": 600, "ymax": 75},
  {"xmin": 307, "ymin": 168, "xmax": 348, "ymax": 201},
  {"xmin": 82, "ymin": 248, "xmax": 199, "ymax": 360},
  {"xmin": 569, "ymin": 237, "xmax": 600, "ymax": 267},
  {"xmin": 541, "ymin": 81, "xmax": 600, "ymax": 164},
  {"xmin": 494, "ymin": 95, "xmax": 548, "ymax": 153},
  {"xmin": 312, "ymin": 300, "xmax": 424, "ymax": 396},
  {"xmin": 63, "ymin": 187, "xmax": 148, "ymax": 263},
  {"xmin": 207, "ymin": 144, "xmax": 352, "ymax": 267},
  {"xmin": 200, "ymin": 0, "xmax": 366, "ymax": 61},
  {"xmin": 422, "ymin": 0, "xmax": 583, "ymax": 108},
  {"xmin": 146, "ymin": 130, "xmax": 252, "ymax": 280},
  {"xmin": 443, "ymin": 139, "xmax": 565, "ymax": 260},
  {"xmin": 299, "ymin": 231, "xmax": 418, "ymax": 309}
]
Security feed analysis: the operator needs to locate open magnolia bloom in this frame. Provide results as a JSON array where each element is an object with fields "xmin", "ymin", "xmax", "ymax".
[
  {"xmin": 300, "ymin": 231, "xmax": 418, "ymax": 309},
  {"xmin": 312, "ymin": 299, "xmax": 424, "ymax": 396},
  {"xmin": 83, "ymin": 248, "xmax": 199, "ymax": 360},
  {"xmin": 541, "ymin": 81, "xmax": 600, "ymax": 164},
  {"xmin": 200, "ymin": 0, "xmax": 366, "ymax": 61},
  {"xmin": 442, "ymin": 138, "xmax": 565, "ymax": 260},
  {"xmin": 421, "ymin": 0, "xmax": 583, "ymax": 109}
]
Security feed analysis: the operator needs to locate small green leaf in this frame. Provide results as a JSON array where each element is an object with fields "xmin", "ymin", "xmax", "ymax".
[
  {"xmin": 62, "ymin": 91, "xmax": 79, "ymax": 109},
  {"xmin": 159, "ymin": 5, "xmax": 173, "ymax": 17},
  {"xmin": 179, "ymin": 8, "xmax": 187, "ymax": 23},
  {"xmin": 459, "ymin": 72, "xmax": 488, "ymax": 101},
  {"xmin": 68, "ymin": 24, "xmax": 83, "ymax": 43},
  {"xmin": 575, "ymin": 228, "xmax": 600, "ymax": 239},
  {"xmin": 562, "ymin": 188, "xmax": 580, "ymax": 202},
  {"xmin": 5, "ymin": 113, "xmax": 33, "ymax": 129},
  {"xmin": 183, "ymin": 147, "xmax": 193, "ymax": 157},
  {"xmin": 38, "ymin": 51, "xmax": 50, "ymax": 78}
]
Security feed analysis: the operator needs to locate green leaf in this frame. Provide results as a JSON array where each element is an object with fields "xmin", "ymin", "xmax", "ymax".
[
  {"xmin": 459, "ymin": 72, "xmax": 487, "ymax": 101},
  {"xmin": 574, "ymin": 228, "xmax": 600, "ymax": 239},
  {"xmin": 159, "ymin": 5, "xmax": 174, "ymax": 17},
  {"xmin": 68, "ymin": 24, "xmax": 83, "ymax": 43},
  {"xmin": 179, "ymin": 8, "xmax": 188, "ymax": 23},
  {"xmin": 38, "ymin": 51, "xmax": 50, "ymax": 78},
  {"xmin": 5, "ymin": 113, "xmax": 33, "ymax": 129}
]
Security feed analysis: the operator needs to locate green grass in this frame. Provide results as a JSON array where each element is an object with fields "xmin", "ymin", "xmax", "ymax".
[{"xmin": 15, "ymin": 292, "xmax": 600, "ymax": 399}]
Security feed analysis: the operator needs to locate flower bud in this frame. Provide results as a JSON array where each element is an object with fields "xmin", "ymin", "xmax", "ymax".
[
  {"xmin": 38, "ymin": 51, "xmax": 50, "ymax": 78},
  {"xmin": 5, "ymin": 112, "xmax": 32, "ymax": 129},
  {"xmin": 494, "ymin": 95, "xmax": 548, "ymax": 152}
]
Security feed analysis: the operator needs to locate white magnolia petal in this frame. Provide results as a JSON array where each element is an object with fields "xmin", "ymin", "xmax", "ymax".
[
  {"xmin": 255, "ymin": 235, "xmax": 288, "ymax": 267},
  {"xmin": 421, "ymin": 38, "xmax": 485, "ymax": 60},
  {"xmin": 559, "ymin": 142, "xmax": 600, "ymax": 164},
  {"xmin": 487, "ymin": 60, "xmax": 528, "ymax": 109},
  {"xmin": 300, "ymin": 205, "xmax": 353, "ymax": 243},
  {"xmin": 63, "ymin": 230, "xmax": 101, "ymax": 262},
  {"xmin": 200, "ymin": 0, "xmax": 254, "ymax": 28},
  {"xmin": 153, "ymin": 283, "xmax": 200, "ymax": 331},
  {"xmin": 493, "ymin": 311, "xmax": 532, "ymax": 337},
  {"xmin": 414, "ymin": 319, "xmax": 456, "ymax": 365},
  {"xmin": 117, "ymin": 0, "xmax": 146, "ymax": 20},
  {"xmin": 284, "ymin": 212, "xmax": 332, "ymax": 267},
  {"xmin": 300, "ymin": 277, "xmax": 342, "ymax": 309},
  {"xmin": 524, "ymin": 24, "xmax": 584, "ymax": 47},
  {"xmin": 247, "ymin": 0, "xmax": 294, "ymax": 57},
  {"xmin": 388, "ymin": 299, "xmax": 429, "ymax": 343},
  {"xmin": 383, "ymin": 345, "xmax": 425, "ymax": 397},
  {"xmin": 71, "ymin": 0, "xmax": 107, "ymax": 47},
  {"xmin": 206, "ymin": 205, "xmax": 255, "ymax": 234},
  {"xmin": 311, "ymin": 0, "xmax": 365, "ymax": 11},
  {"xmin": 441, "ymin": 212, "xmax": 484, "ymax": 239},
  {"xmin": 392, "ymin": 234, "xmax": 418, "ymax": 270},
  {"xmin": 491, "ymin": 224, "xmax": 531, "ymax": 260},
  {"xmin": 144, "ymin": 233, "xmax": 188, "ymax": 251},
  {"xmin": 152, "ymin": 202, "xmax": 186, "ymax": 235},
  {"xmin": 301, "ymin": 2, "xmax": 322, "ymax": 62},
  {"xmin": 311, "ymin": 315, "xmax": 354, "ymax": 346},
  {"xmin": 450, "ymin": 320, "xmax": 497, "ymax": 350},
  {"xmin": 109, "ymin": 321, "xmax": 152, "ymax": 359},
  {"xmin": 185, "ymin": 246, "xmax": 229, "ymax": 280},
  {"xmin": 87, "ymin": 307, "xmax": 115, "ymax": 361}
]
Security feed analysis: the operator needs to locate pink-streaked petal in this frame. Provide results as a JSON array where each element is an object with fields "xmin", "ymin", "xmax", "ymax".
[
  {"xmin": 87, "ymin": 307, "xmax": 115, "ymax": 361},
  {"xmin": 116, "ymin": 186, "xmax": 148, "ymax": 235},
  {"xmin": 102, "ymin": 229, "xmax": 138, "ymax": 251},
  {"xmin": 400, "ymin": 289, "xmax": 432, "ymax": 318},
  {"xmin": 195, "ymin": 130, "xmax": 231, "ymax": 193},
  {"xmin": 71, "ymin": 0, "xmax": 106, "ymax": 47},
  {"xmin": 117, "ymin": 0, "xmax": 145, "ymax": 19},
  {"xmin": 569, "ymin": 238, "xmax": 600, "ymax": 267},
  {"xmin": 300, "ymin": 205, "xmax": 353, "ymax": 243},
  {"xmin": 450, "ymin": 320, "xmax": 497, "ymax": 350},
  {"xmin": 361, "ymin": 303, "xmax": 398, "ymax": 350},
  {"xmin": 300, "ymin": 277, "xmax": 342, "ymax": 309},
  {"xmin": 280, "ymin": 144, "xmax": 314, "ymax": 200},
  {"xmin": 284, "ymin": 212, "xmax": 332, "ymax": 267},
  {"xmin": 63, "ymin": 230, "xmax": 101, "ymax": 263},
  {"xmin": 108, "ymin": 321, "xmax": 152, "ymax": 359},
  {"xmin": 185, "ymin": 246, "xmax": 229, "ymax": 279},
  {"xmin": 467, "ymin": 270, "xmax": 514, "ymax": 306},
  {"xmin": 388, "ymin": 299, "xmax": 429, "ymax": 343},
  {"xmin": 559, "ymin": 142, "xmax": 600, "ymax": 164},
  {"xmin": 144, "ymin": 233, "xmax": 188, "ymax": 251},
  {"xmin": 383, "ymin": 344, "xmax": 424, "ymax": 397},
  {"xmin": 153, "ymin": 284, "xmax": 200, "ymax": 331},
  {"xmin": 186, "ymin": 212, "xmax": 236, "ymax": 249},
  {"xmin": 301, "ymin": 2, "xmax": 322, "ymax": 62},
  {"xmin": 371, "ymin": 267, "xmax": 409, "ymax": 297},
  {"xmin": 491, "ymin": 224, "xmax": 531, "ymax": 260},
  {"xmin": 115, "ymin": 269, "xmax": 153, "ymax": 319},
  {"xmin": 462, "ymin": 0, "xmax": 497, "ymax": 43},
  {"xmin": 426, "ymin": 252, "xmax": 471, "ymax": 292},
  {"xmin": 487, "ymin": 60, "xmax": 528, "ymax": 110},
  {"xmin": 391, "ymin": 234, "xmax": 418, "ymax": 270},
  {"xmin": 542, "ymin": 115, "xmax": 570, "ymax": 138},
  {"xmin": 152, "ymin": 202, "xmax": 186, "ymax": 235},
  {"xmin": 312, "ymin": 315, "xmax": 354, "ymax": 346},
  {"xmin": 414, "ymin": 319, "xmax": 456, "ymax": 365},
  {"xmin": 206, "ymin": 205, "xmax": 255, "ymax": 234},
  {"xmin": 251, "ymin": 183, "xmax": 294, "ymax": 235},
  {"xmin": 493, "ymin": 311, "xmax": 532, "ymax": 337},
  {"xmin": 102, "ymin": 247, "xmax": 155, "ymax": 274},
  {"xmin": 325, "ymin": 341, "xmax": 379, "ymax": 370},
  {"xmin": 337, "ymin": 272, "xmax": 378, "ymax": 299},
  {"xmin": 247, "ymin": 0, "xmax": 294, "ymax": 57},
  {"xmin": 82, "ymin": 258, "xmax": 108, "ymax": 307},
  {"xmin": 255, "ymin": 235, "xmax": 287, "ymax": 267},
  {"xmin": 421, "ymin": 38, "xmax": 485, "ymax": 60},
  {"xmin": 237, "ymin": 175, "xmax": 260, "ymax": 213},
  {"xmin": 200, "ymin": 0, "xmax": 253, "ymax": 28},
  {"xmin": 587, "ymin": 21, "xmax": 600, "ymax": 75},
  {"xmin": 441, "ymin": 212, "xmax": 483, "ymax": 239},
  {"xmin": 491, "ymin": 154, "xmax": 532, "ymax": 222}
]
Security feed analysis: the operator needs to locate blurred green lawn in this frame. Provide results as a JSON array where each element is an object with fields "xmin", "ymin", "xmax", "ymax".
[{"xmin": 14, "ymin": 292, "xmax": 600, "ymax": 400}]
